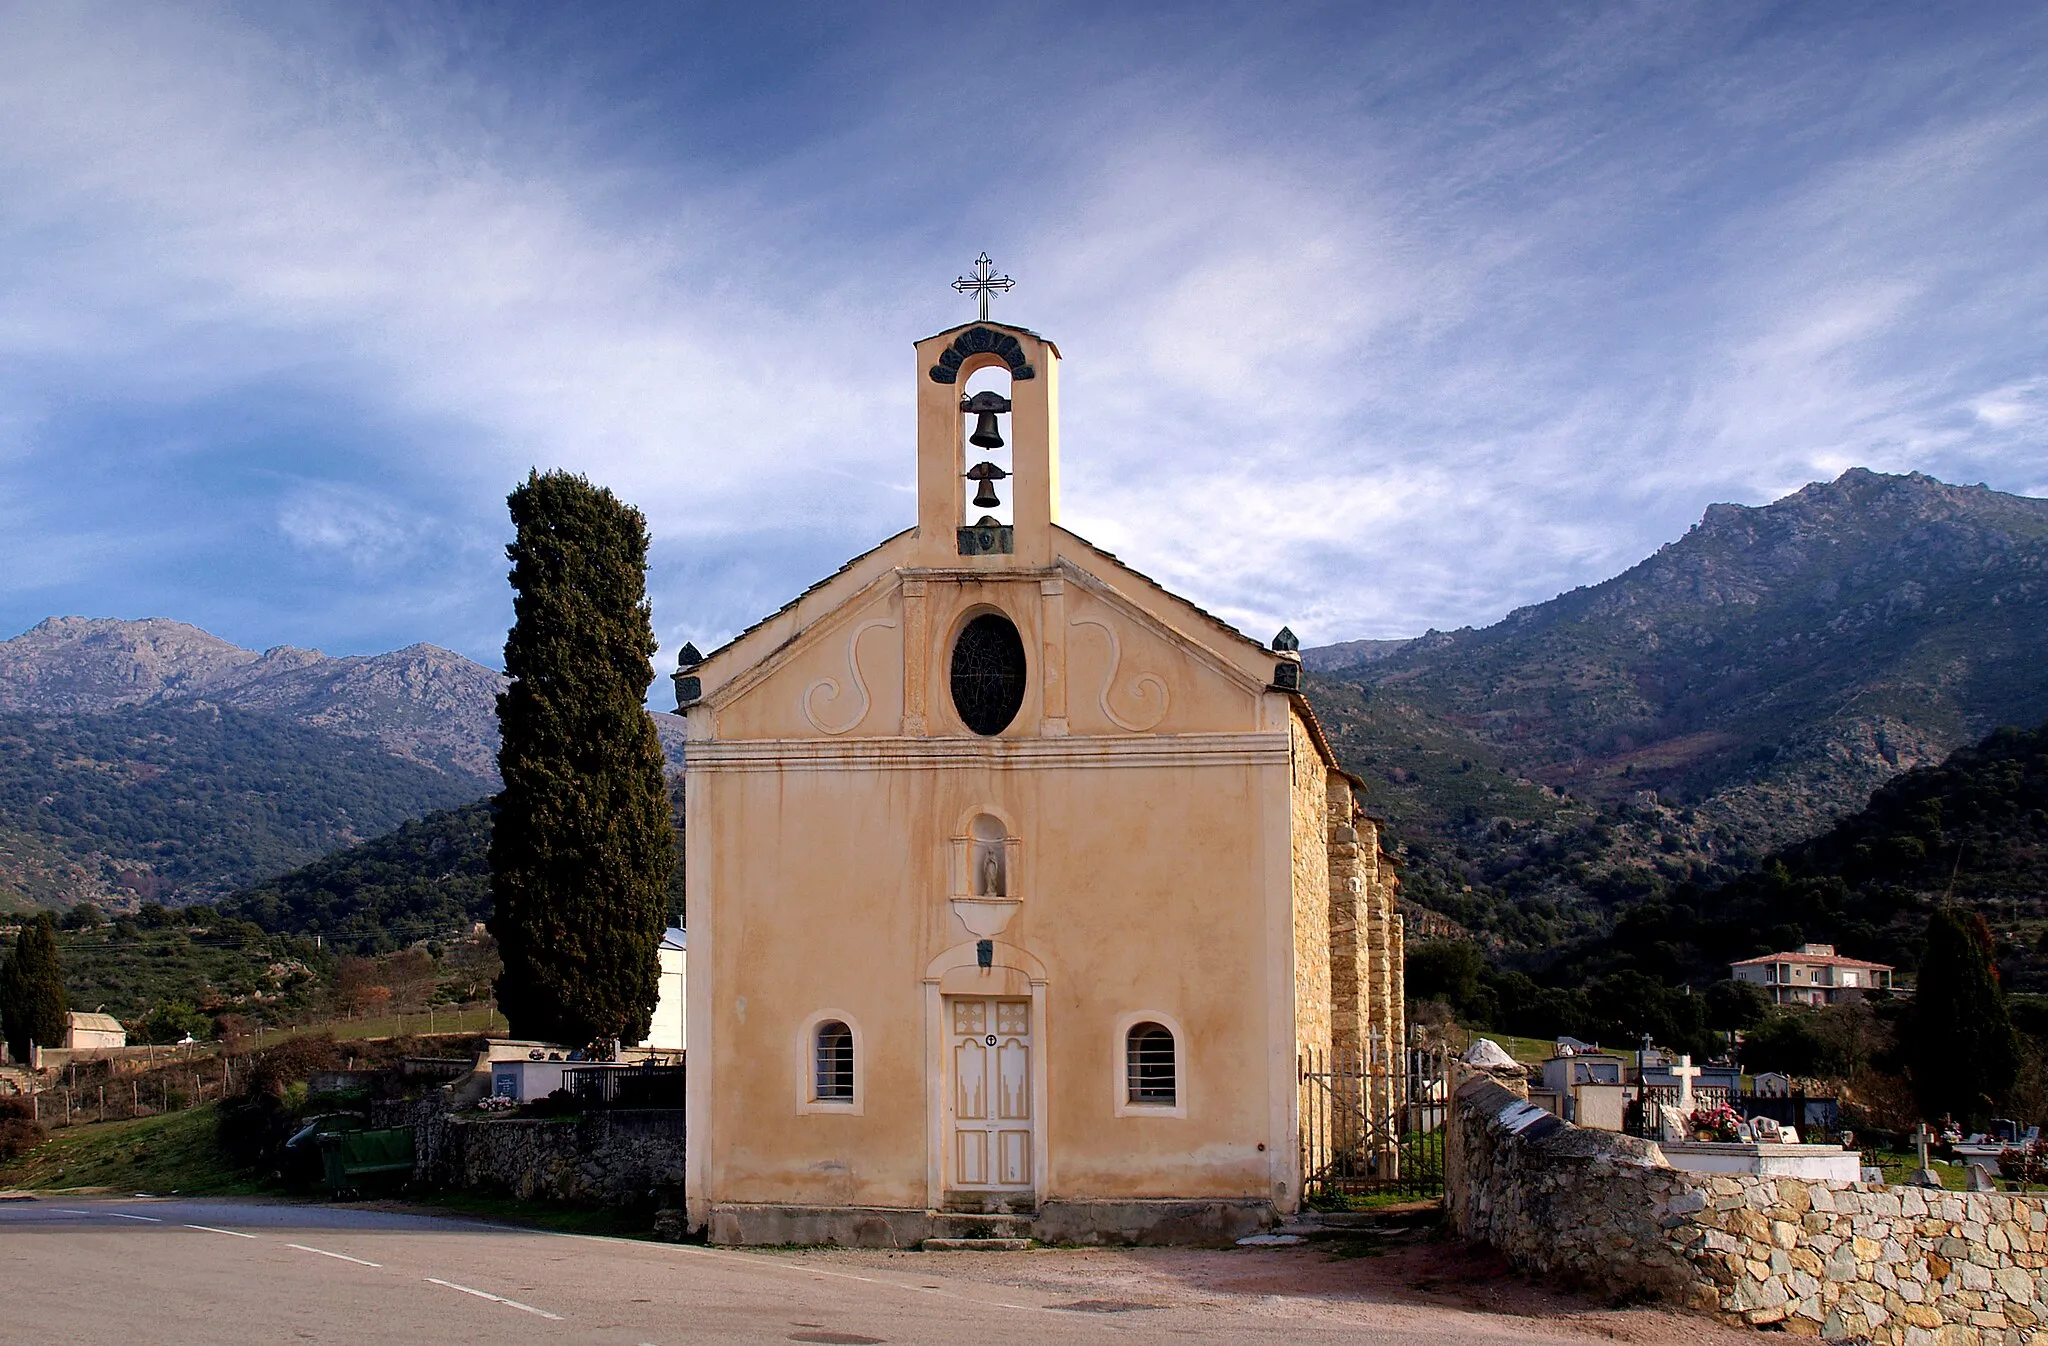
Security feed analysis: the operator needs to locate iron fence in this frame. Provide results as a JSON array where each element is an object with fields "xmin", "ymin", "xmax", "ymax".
[{"xmin": 1299, "ymin": 1043, "xmax": 1450, "ymax": 1202}]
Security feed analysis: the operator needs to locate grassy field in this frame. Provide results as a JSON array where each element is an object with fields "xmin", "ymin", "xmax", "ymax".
[
  {"xmin": 1864, "ymin": 1150, "xmax": 2002, "ymax": 1191},
  {"xmin": 0, "ymin": 1105, "xmax": 264, "ymax": 1196},
  {"xmin": 1465, "ymin": 1031, "xmax": 1555, "ymax": 1064}
]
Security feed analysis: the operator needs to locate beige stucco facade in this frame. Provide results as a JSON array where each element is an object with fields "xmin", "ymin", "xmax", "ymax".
[{"xmin": 678, "ymin": 319, "xmax": 1401, "ymax": 1245}]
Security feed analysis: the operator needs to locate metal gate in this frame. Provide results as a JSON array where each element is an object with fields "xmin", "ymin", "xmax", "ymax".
[{"xmin": 1300, "ymin": 1042, "xmax": 1450, "ymax": 1203}]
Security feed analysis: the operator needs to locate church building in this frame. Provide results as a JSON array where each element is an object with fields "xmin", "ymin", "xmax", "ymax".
[{"xmin": 676, "ymin": 290, "xmax": 1405, "ymax": 1245}]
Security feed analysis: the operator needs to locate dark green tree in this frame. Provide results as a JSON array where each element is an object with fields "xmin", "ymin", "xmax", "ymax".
[
  {"xmin": 1705, "ymin": 979, "xmax": 1769, "ymax": 1033},
  {"xmin": 489, "ymin": 470, "xmax": 675, "ymax": 1049},
  {"xmin": 0, "ymin": 913, "xmax": 69, "ymax": 1063},
  {"xmin": 1904, "ymin": 905, "xmax": 2019, "ymax": 1125},
  {"xmin": 1405, "ymin": 940, "xmax": 1486, "ymax": 1012}
]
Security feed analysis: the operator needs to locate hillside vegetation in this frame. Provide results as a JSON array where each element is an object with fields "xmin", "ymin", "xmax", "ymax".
[
  {"xmin": 0, "ymin": 704, "xmax": 487, "ymax": 908},
  {"xmin": 1553, "ymin": 717, "xmax": 2048, "ymax": 992},
  {"xmin": 222, "ymin": 801, "xmax": 493, "ymax": 952},
  {"xmin": 220, "ymin": 780, "xmax": 684, "ymax": 955}
]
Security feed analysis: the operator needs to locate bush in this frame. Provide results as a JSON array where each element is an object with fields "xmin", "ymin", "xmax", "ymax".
[{"xmin": 0, "ymin": 1096, "xmax": 46, "ymax": 1160}]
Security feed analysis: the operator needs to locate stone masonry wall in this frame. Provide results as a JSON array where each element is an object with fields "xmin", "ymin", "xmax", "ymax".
[
  {"xmin": 420, "ymin": 1109, "xmax": 686, "ymax": 1208},
  {"xmin": 1449, "ymin": 1075, "xmax": 2048, "ymax": 1344},
  {"xmin": 1327, "ymin": 777, "xmax": 1368, "ymax": 1072},
  {"xmin": 1289, "ymin": 713, "xmax": 1332, "ymax": 1064}
]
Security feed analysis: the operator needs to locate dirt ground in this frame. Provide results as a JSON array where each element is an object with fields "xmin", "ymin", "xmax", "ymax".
[{"xmin": 785, "ymin": 1231, "xmax": 1758, "ymax": 1344}]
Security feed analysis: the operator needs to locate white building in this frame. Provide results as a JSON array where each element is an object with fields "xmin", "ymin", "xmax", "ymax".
[
  {"xmin": 65, "ymin": 1012, "xmax": 126, "ymax": 1052},
  {"xmin": 640, "ymin": 927, "xmax": 687, "ymax": 1053},
  {"xmin": 1730, "ymin": 943, "xmax": 1894, "ymax": 1006}
]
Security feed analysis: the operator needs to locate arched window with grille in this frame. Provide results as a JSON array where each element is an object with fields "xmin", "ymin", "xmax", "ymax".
[
  {"xmin": 813, "ymin": 1020, "xmax": 855, "ymax": 1102},
  {"xmin": 1125, "ymin": 1021, "xmax": 1176, "ymax": 1106}
]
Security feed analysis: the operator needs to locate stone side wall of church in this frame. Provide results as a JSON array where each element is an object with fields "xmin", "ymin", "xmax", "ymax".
[
  {"xmin": 1449, "ymin": 1074, "xmax": 2048, "ymax": 1343},
  {"xmin": 1363, "ymin": 820, "xmax": 1402, "ymax": 1070},
  {"xmin": 1288, "ymin": 713, "xmax": 1332, "ymax": 1066},
  {"xmin": 1326, "ymin": 778, "xmax": 1368, "ymax": 1072}
]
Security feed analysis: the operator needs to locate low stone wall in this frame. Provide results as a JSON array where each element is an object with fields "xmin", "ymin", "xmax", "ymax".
[
  {"xmin": 421, "ymin": 1109, "xmax": 685, "ymax": 1208},
  {"xmin": 1449, "ymin": 1074, "xmax": 2048, "ymax": 1343}
]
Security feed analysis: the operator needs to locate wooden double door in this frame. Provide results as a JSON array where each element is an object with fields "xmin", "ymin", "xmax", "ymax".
[{"xmin": 946, "ymin": 996, "xmax": 1034, "ymax": 1206}]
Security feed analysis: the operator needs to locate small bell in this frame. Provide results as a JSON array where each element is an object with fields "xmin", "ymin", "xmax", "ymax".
[
  {"xmin": 961, "ymin": 390, "xmax": 1012, "ymax": 451},
  {"xmin": 966, "ymin": 461, "xmax": 1008, "ymax": 509}
]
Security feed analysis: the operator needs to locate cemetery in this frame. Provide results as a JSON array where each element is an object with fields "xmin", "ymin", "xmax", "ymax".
[{"xmin": 1448, "ymin": 1059, "xmax": 2047, "ymax": 1342}]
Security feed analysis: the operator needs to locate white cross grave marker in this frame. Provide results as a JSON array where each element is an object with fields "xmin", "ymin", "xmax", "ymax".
[{"xmin": 1671, "ymin": 1054, "xmax": 1702, "ymax": 1114}]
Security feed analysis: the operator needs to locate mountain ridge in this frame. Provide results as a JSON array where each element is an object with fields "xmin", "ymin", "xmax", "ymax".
[
  {"xmin": 0, "ymin": 617, "xmax": 508, "ymax": 780},
  {"xmin": 1302, "ymin": 468, "xmax": 2048, "ymax": 949},
  {"xmin": 0, "ymin": 616, "xmax": 688, "ymax": 783}
]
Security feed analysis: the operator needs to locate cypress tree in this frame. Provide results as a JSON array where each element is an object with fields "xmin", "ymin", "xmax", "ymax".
[
  {"xmin": 488, "ymin": 470, "xmax": 675, "ymax": 1049},
  {"xmin": 1904, "ymin": 905, "xmax": 2019, "ymax": 1126},
  {"xmin": 0, "ymin": 912, "xmax": 69, "ymax": 1064}
]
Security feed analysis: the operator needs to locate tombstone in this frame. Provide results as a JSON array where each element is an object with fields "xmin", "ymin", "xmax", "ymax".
[
  {"xmin": 1967, "ymin": 1164, "xmax": 1997, "ymax": 1192},
  {"xmin": 1656, "ymin": 1101, "xmax": 1689, "ymax": 1143},
  {"xmin": 1908, "ymin": 1123, "xmax": 1944, "ymax": 1188},
  {"xmin": 1751, "ymin": 1116, "xmax": 1783, "ymax": 1143}
]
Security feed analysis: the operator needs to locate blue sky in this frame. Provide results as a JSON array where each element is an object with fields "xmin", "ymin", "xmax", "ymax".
[{"xmin": 2, "ymin": 1, "xmax": 2045, "ymax": 670}]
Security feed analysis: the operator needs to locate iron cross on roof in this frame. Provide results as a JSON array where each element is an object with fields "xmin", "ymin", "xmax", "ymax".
[{"xmin": 952, "ymin": 253, "xmax": 1015, "ymax": 321}]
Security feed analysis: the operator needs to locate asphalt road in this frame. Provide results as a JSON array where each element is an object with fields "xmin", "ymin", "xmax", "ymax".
[{"xmin": 0, "ymin": 1197, "xmax": 1625, "ymax": 1345}]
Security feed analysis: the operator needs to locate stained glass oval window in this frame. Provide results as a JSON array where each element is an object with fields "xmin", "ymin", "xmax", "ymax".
[{"xmin": 950, "ymin": 612, "xmax": 1027, "ymax": 736}]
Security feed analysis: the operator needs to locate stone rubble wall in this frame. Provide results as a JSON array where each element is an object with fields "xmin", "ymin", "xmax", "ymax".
[
  {"xmin": 1449, "ymin": 1074, "xmax": 2048, "ymax": 1344},
  {"xmin": 416, "ymin": 1108, "xmax": 685, "ymax": 1208}
]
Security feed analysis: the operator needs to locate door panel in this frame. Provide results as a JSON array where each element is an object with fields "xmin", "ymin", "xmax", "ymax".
[
  {"xmin": 955, "ymin": 1040, "xmax": 988, "ymax": 1120},
  {"xmin": 946, "ymin": 995, "xmax": 1035, "ymax": 1195}
]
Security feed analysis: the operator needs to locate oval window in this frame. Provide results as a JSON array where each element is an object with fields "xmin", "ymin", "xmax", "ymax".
[{"xmin": 950, "ymin": 613, "xmax": 1027, "ymax": 736}]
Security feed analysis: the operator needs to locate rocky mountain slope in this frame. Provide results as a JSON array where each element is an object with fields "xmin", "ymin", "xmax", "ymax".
[
  {"xmin": 0, "ymin": 617, "xmax": 686, "ymax": 913},
  {"xmin": 1306, "ymin": 469, "xmax": 2048, "ymax": 951},
  {"xmin": 0, "ymin": 617, "xmax": 687, "ymax": 784},
  {"xmin": 0, "ymin": 618, "xmax": 508, "ymax": 780}
]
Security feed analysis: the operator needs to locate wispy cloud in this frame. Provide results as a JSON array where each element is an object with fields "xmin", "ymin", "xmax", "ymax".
[{"xmin": 0, "ymin": 1, "xmax": 2044, "ymax": 664}]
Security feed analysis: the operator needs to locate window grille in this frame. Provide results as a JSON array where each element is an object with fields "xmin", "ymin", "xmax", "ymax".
[
  {"xmin": 814, "ymin": 1021, "xmax": 854, "ymax": 1101},
  {"xmin": 950, "ymin": 613, "xmax": 1027, "ymax": 735},
  {"xmin": 1126, "ymin": 1022, "xmax": 1176, "ymax": 1105}
]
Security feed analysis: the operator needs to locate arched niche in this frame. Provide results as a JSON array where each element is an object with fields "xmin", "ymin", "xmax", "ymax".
[{"xmin": 949, "ymin": 807, "xmax": 1021, "ymax": 900}]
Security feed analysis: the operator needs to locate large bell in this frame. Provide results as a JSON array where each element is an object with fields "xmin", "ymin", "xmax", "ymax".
[
  {"xmin": 966, "ymin": 461, "xmax": 1008, "ymax": 509},
  {"xmin": 961, "ymin": 390, "xmax": 1012, "ymax": 451}
]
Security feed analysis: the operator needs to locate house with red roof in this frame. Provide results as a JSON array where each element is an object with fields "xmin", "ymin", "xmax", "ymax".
[{"xmin": 1730, "ymin": 944, "xmax": 1895, "ymax": 1006}]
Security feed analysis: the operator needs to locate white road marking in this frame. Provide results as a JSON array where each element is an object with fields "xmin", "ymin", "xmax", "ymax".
[
  {"xmin": 425, "ymin": 1277, "xmax": 564, "ymax": 1320},
  {"xmin": 286, "ymin": 1243, "xmax": 382, "ymax": 1267},
  {"xmin": 105, "ymin": 1211, "xmax": 163, "ymax": 1222},
  {"xmin": 183, "ymin": 1223, "xmax": 258, "ymax": 1239},
  {"xmin": 517, "ymin": 1229, "xmax": 1063, "ymax": 1317}
]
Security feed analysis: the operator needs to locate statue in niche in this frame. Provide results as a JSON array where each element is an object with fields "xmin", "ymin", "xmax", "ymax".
[{"xmin": 980, "ymin": 846, "xmax": 1004, "ymax": 897}]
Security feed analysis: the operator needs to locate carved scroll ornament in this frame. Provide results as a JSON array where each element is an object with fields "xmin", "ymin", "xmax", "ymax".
[
  {"xmin": 802, "ymin": 617, "xmax": 898, "ymax": 735},
  {"xmin": 1068, "ymin": 615, "xmax": 1169, "ymax": 732}
]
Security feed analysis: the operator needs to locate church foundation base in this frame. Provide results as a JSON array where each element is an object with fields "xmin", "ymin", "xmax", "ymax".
[
  {"xmin": 1029, "ymin": 1199, "xmax": 1275, "ymax": 1246},
  {"xmin": 706, "ymin": 1200, "xmax": 1276, "ymax": 1248}
]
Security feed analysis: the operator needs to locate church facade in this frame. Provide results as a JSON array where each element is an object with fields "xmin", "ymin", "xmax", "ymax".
[{"xmin": 676, "ymin": 316, "xmax": 1404, "ymax": 1245}]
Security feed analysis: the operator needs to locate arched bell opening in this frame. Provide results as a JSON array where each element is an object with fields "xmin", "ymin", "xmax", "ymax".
[{"xmin": 958, "ymin": 364, "xmax": 1015, "ymax": 529}]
